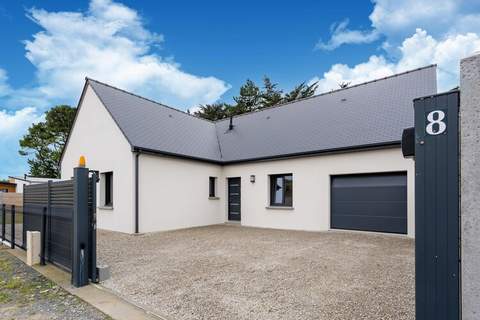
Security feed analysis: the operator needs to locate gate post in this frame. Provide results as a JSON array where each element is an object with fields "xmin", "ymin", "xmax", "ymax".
[
  {"xmin": 460, "ymin": 53, "xmax": 480, "ymax": 319},
  {"xmin": 10, "ymin": 205, "xmax": 15, "ymax": 249},
  {"xmin": 72, "ymin": 158, "xmax": 90, "ymax": 287},
  {"xmin": 1, "ymin": 204, "xmax": 5, "ymax": 241},
  {"xmin": 413, "ymin": 91, "xmax": 460, "ymax": 320}
]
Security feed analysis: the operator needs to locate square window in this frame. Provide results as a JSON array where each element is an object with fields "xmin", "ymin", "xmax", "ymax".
[{"xmin": 270, "ymin": 174, "xmax": 293, "ymax": 206}]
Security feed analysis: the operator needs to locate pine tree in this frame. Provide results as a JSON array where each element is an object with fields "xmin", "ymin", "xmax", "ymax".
[
  {"xmin": 193, "ymin": 103, "xmax": 231, "ymax": 121},
  {"xmin": 233, "ymin": 79, "xmax": 261, "ymax": 113},
  {"xmin": 283, "ymin": 81, "xmax": 318, "ymax": 103},
  {"xmin": 260, "ymin": 76, "xmax": 283, "ymax": 108}
]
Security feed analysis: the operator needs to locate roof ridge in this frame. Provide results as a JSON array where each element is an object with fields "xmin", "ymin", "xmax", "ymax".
[
  {"xmin": 214, "ymin": 64, "xmax": 437, "ymax": 122},
  {"xmin": 85, "ymin": 77, "xmax": 216, "ymax": 124}
]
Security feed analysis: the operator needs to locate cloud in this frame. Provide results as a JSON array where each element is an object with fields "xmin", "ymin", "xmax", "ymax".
[
  {"xmin": 2, "ymin": 0, "xmax": 229, "ymax": 110},
  {"xmin": 315, "ymin": 19, "xmax": 380, "ymax": 51},
  {"xmin": 312, "ymin": 0, "xmax": 480, "ymax": 93},
  {"xmin": 0, "ymin": 0, "xmax": 231, "ymax": 178},
  {"xmin": 0, "ymin": 107, "xmax": 44, "ymax": 178},
  {"xmin": 313, "ymin": 29, "xmax": 480, "ymax": 93}
]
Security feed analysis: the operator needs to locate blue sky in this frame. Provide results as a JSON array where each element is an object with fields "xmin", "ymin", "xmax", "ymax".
[{"xmin": 1, "ymin": 0, "xmax": 480, "ymax": 178}]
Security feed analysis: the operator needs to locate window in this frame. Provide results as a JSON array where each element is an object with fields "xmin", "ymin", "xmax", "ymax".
[
  {"xmin": 209, "ymin": 177, "xmax": 217, "ymax": 197},
  {"xmin": 270, "ymin": 174, "xmax": 293, "ymax": 207},
  {"xmin": 101, "ymin": 172, "xmax": 113, "ymax": 207}
]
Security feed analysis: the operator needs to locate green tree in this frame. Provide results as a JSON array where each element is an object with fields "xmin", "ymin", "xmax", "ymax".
[
  {"xmin": 283, "ymin": 81, "xmax": 319, "ymax": 103},
  {"xmin": 19, "ymin": 105, "xmax": 76, "ymax": 178},
  {"xmin": 260, "ymin": 76, "xmax": 283, "ymax": 108},
  {"xmin": 193, "ymin": 103, "xmax": 232, "ymax": 121},
  {"xmin": 233, "ymin": 79, "xmax": 261, "ymax": 113},
  {"xmin": 193, "ymin": 77, "xmax": 320, "ymax": 120}
]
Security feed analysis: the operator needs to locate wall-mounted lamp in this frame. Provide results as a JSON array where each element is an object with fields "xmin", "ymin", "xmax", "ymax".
[{"xmin": 250, "ymin": 175, "xmax": 255, "ymax": 183}]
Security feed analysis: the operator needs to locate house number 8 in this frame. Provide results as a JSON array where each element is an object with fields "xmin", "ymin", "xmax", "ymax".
[{"xmin": 426, "ymin": 110, "xmax": 446, "ymax": 135}]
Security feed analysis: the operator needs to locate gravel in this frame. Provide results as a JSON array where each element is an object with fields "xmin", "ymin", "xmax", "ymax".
[
  {"xmin": 0, "ymin": 247, "xmax": 111, "ymax": 320},
  {"xmin": 98, "ymin": 225, "xmax": 414, "ymax": 320}
]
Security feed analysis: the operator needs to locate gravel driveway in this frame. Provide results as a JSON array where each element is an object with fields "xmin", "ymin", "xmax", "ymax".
[{"xmin": 98, "ymin": 225, "xmax": 414, "ymax": 320}]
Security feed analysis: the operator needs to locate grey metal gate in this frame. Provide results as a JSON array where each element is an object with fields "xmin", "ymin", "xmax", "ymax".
[
  {"xmin": 22, "ymin": 168, "xmax": 98, "ymax": 286},
  {"xmin": 412, "ymin": 90, "xmax": 460, "ymax": 320}
]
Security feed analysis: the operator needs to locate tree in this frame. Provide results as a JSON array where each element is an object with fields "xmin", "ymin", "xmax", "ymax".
[
  {"xmin": 192, "ymin": 77, "xmax": 320, "ymax": 120},
  {"xmin": 260, "ymin": 76, "xmax": 283, "ymax": 109},
  {"xmin": 19, "ymin": 105, "xmax": 76, "ymax": 178},
  {"xmin": 193, "ymin": 103, "xmax": 232, "ymax": 121},
  {"xmin": 233, "ymin": 79, "xmax": 261, "ymax": 113},
  {"xmin": 282, "ymin": 81, "xmax": 318, "ymax": 103}
]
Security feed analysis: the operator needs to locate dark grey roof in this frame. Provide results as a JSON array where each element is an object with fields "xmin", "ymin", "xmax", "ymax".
[{"xmin": 86, "ymin": 65, "xmax": 437, "ymax": 163}]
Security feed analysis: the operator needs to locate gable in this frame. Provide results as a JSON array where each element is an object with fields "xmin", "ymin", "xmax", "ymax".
[{"xmin": 60, "ymin": 84, "xmax": 132, "ymax": 173}]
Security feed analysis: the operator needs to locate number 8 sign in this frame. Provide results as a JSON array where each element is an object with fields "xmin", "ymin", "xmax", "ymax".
[{"xmin": 426, "ymin": 110, "xmax": 447, "ymax": 135}]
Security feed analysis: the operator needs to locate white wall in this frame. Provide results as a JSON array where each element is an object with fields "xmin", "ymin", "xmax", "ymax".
[
  {"xmin": 61, "ymin": 85, "xmax": 135, "ymax": 233},
  {"xmin": 222, "ymin": 147, "xmax": 415, "ymax": 237},
  {"xmin": 138, "ymin": 153, "xmax": 224, "ymax": 233}
]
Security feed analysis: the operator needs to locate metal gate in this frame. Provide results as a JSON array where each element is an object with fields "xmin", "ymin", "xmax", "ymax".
[
  {"xmin": 22, "ymin": 167, "xmax": 98, "ymax": 286},
  {"xmin": 411, "ymin": 90, "xmax": 460, "ymax": 320}
]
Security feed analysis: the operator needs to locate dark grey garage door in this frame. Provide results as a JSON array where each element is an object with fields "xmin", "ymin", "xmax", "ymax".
[{"xmin": 331, "ymin": 172, "xmax": 407, "ymax": 234}]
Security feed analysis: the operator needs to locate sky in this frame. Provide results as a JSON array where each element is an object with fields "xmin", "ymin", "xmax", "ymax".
[{"xmin": 1, "ymin": 0, "xmax": 480, "ymax": 179}]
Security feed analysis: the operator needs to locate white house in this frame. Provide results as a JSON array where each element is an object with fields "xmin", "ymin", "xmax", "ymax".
[{"xmin": 60, "ymin": 65, "xmax": 437, "ymax": 237}]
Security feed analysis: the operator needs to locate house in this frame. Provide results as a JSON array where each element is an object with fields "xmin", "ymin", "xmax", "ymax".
[
  {"xmin": 60, "ymin": 65, "xmax": 437, "ymax": 237},
  {"xmin": 8, "ymin": 175, "xmax": 62, "ymax": 193},
  {"xmin": 0, "ymin": 180, "xmax": 16, "ymax": 193}
]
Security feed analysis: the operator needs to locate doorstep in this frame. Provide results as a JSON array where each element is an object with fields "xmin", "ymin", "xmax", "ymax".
[{"xmin": 5, "ymin": 247, "xmax": 169, "ymax": 320}]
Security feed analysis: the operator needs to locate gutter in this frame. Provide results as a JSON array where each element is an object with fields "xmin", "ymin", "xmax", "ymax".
[
  {"xmin": 135, "ymin": 152, "xmax": 140, "ymax": 234},
  {"xmin": 132, "ymin": 141, "xmax": 401, "ymax": 166}
]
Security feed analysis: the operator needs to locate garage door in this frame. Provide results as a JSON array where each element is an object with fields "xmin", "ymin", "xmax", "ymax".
[{"xmin": 331, "ymin": 172, "xmax": 407, "ymax": 234}]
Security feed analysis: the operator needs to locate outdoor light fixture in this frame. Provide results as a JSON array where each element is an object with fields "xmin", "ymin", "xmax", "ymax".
[{"xmin": 250, "ymin": 175, "xmax": 255, "ymax": 183}]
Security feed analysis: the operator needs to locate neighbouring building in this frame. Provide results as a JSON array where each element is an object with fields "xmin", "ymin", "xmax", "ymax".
[
  {"xmin": 61, "ymin": 65, "xmax": 438, "ymax": 237},
  {"xmin": 7, "ymin": 175, "xmax": 62, "ymax": 193},
  {"xmin": 0, "ymin": 180, "xmax": 16, "ymax": 193}
]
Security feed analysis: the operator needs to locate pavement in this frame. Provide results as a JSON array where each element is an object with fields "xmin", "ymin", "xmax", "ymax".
[{"xmin": 5, "ymin": 246, "xmax": 164, "ymax": 320}]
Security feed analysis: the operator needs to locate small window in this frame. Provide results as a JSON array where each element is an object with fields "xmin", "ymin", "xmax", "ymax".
[
  {"xmin": 270, "ymin": 174, "xmax": 293, "ymax": 207},
  {"xmin": 102, "ymin": 172, "xmax": 113, "ymax": 207},
  {"xmin": 209, "ymin": 177, "xmax": 216, "ymax": 197}
]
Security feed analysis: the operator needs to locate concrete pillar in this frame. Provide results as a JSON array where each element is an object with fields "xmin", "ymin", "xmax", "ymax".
[
  {"xmin": 26, "ymin": 231, "xmax": 41, "ymax": 266},
  {"xmin": 460, "ymin": 52, "xmax": 480, "ymax": 319}
]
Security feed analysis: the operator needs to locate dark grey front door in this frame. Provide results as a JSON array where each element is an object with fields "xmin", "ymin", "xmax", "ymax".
[
  {"xmin": 228, "ymin": 177, "xmax": 241, "ymax": 221},
  {"xmin": 331, "ymin": 172, "xmax": 407, "ymax": 234}
]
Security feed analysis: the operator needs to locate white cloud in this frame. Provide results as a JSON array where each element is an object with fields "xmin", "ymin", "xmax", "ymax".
[
  {"xmin": 0, "ymin": 107, "xmax": 44, "ymax": 178},
  {"xmin": 315, "ymin": 19, "xmax": 380, "ymax": 51},
  {"xmin": 0, "ymin": 107, "xmax": 43, "ymax": 138},
  {"xmin": 2, "ymin": 0, "xmax": 229, "ymax": 110},
  {"xmin": 312, "ymin": 1, "xmax": 480, "ymax": 93},
  {"xmin": 313, "ymin": 29, "xmax": 480, "ymax": 93}
]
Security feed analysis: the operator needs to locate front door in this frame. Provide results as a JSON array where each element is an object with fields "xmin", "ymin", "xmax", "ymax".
[{"xmin": 228, "ymin": 177, "xmax": 241, "ymax": 221}]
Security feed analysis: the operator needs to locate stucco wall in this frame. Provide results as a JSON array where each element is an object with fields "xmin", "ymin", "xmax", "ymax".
[
  {"xmin": 138, "ymin": 153, "xmax": 224, "ymax": 233},
  {"xmin": 460, "ymin": 53, "xmax": 480, "ymax": 319},
  {"xmin": 61, "ymin": 85, "xmax": 135, "ymax": 233},
  {"xmin": 222, "ymin": 147, "xmax": 415, "ymax": 237}
]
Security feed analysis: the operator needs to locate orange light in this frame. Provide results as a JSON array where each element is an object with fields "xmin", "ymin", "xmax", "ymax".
[{"xmin": 78, "ymin": 155, "xmax": 86, "ymax": 167}]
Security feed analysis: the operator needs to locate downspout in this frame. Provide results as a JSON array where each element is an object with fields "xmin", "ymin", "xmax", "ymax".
[{"xmin": 135, "ymin": 152, "xmax": 140, "ymax": 233}]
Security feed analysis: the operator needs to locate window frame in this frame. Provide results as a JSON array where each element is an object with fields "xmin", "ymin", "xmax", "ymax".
[
  {"xmin": 269, "ymin": 173, "xmax": 293, "ymax": 207},
  {"xmin": 209, "ymin": 176, "xmax": 217, "ymax": 198},
  {"xmin": 102, "ymin": 171, "xmax": 113, "ymax": 207}
]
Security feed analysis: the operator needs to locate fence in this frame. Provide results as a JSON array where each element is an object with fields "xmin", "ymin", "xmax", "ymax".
[
  {"xmin": 0, "ymin": 165, "xmax": 98, "ymax": 287},
  {"xmin": 23, "ymin": 180, "xmax": 76, "ymax": 271},
  {"xmin": 1, "ymin": 204, "xmax": 25, "ymax": 249}
]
